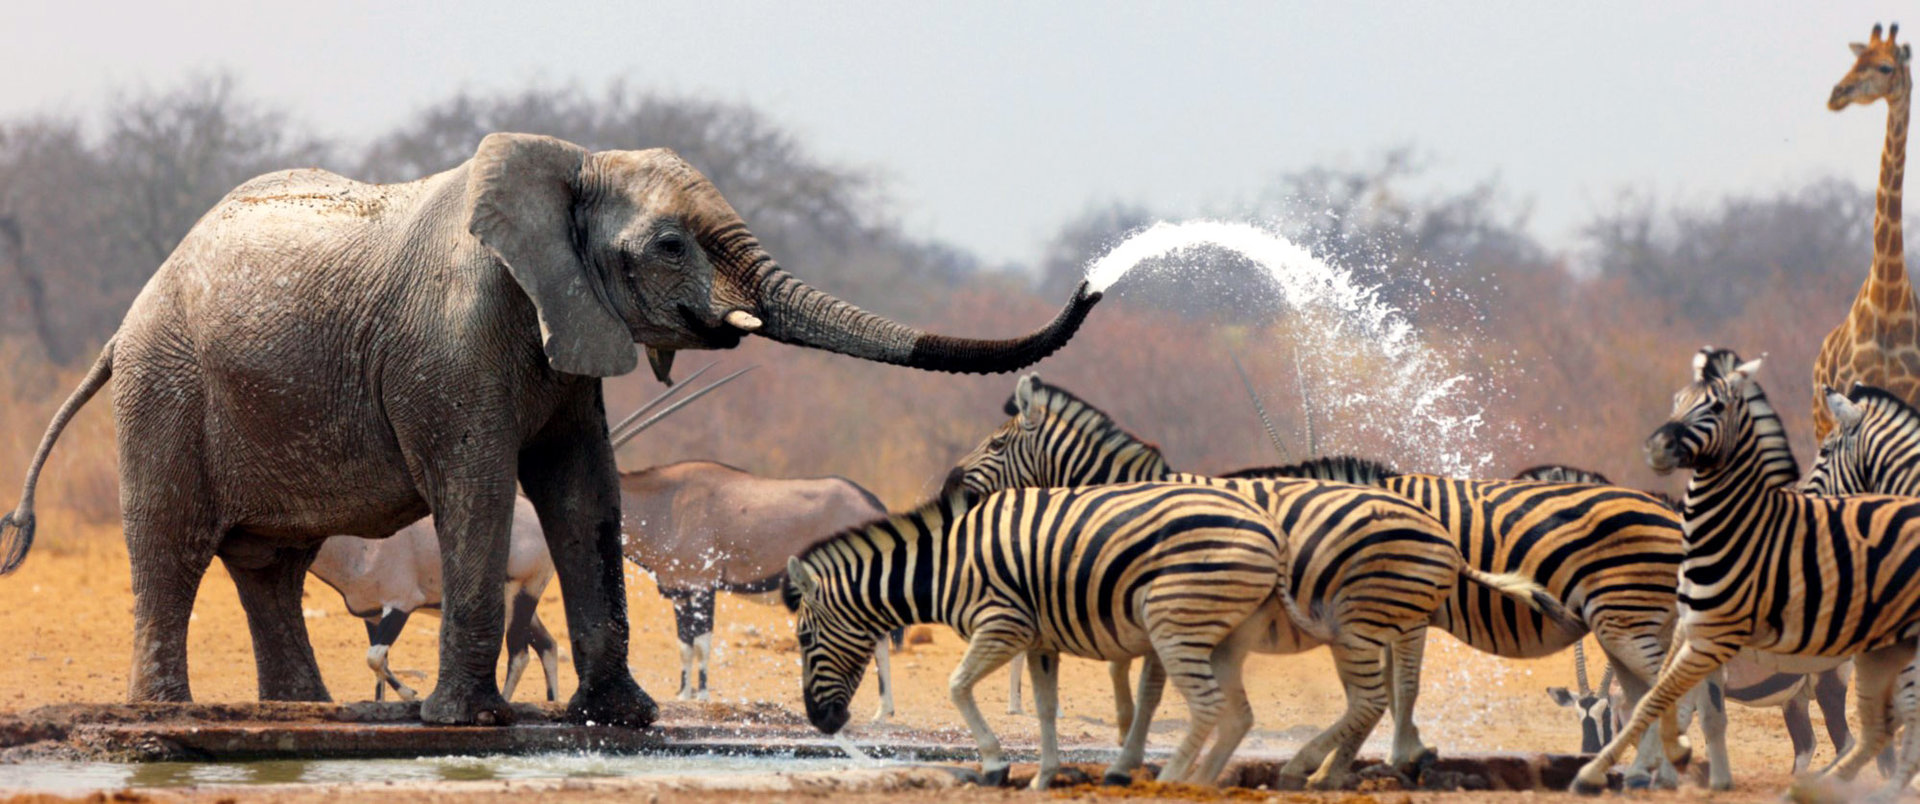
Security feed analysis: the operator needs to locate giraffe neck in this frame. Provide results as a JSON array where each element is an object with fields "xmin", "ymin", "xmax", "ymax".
[{"xmin": 1872, "ymin": 70, "xmax": 1911, "ymax": 292}]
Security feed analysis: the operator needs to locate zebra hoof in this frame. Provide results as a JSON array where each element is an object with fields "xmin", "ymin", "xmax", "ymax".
[
  {"xmin": 1101, "ymin": 772, "xmax": 1132, "ymax": 787},
  {"xmin": 1623, "ymin": 774, "xmax": 1652, "ymax": 791}
]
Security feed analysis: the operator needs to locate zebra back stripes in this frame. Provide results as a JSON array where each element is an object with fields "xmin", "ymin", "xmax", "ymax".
[{"xmin": 783, "ymin": 482, "xmax": 1288, "ymax": 786}]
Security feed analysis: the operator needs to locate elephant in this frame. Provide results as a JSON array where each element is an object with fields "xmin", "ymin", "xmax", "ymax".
[{"xmin": 0, "ymin": 132, "xmax": 1101, "ymax": 727}]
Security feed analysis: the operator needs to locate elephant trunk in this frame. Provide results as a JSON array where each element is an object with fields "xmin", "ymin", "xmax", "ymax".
[{"xmin": 742, "ymin": 254, "xmax": 1102, "ymax": 375}]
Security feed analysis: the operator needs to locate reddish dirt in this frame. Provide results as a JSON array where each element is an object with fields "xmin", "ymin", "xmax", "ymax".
[{"xmin": 0, "ymin": 540, "xmax": 1855, "ymax": 802}]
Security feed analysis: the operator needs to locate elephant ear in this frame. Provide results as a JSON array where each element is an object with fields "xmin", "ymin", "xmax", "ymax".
[{"xmin": 468, "ymin": 133, "xmax": 638, "ymax": 378}]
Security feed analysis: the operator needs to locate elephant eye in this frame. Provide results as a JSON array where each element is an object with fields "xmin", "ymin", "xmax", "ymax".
[{"xmin": 653, "ymin": 233, "xmax": 687, "ymax": 259}]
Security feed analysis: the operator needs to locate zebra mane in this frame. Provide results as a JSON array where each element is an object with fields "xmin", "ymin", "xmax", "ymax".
[
  {"xmin": 1008, "ymin": 378, "xmax": 1167, "ymax": 463},
  {"xmin": 1513, "ymin": 464, "xmax": 1612, "ymax": 485},
  {"xmin": 1720, "ymin": 353, "xmax": 1800, "ymax": 490},
  {"xmin": 1846, "ymin": 383, "xmax": 1920, "ymax": 419},
  {"xmin": 791, "ymin": 487, "xmax": 983, "ymax": 575},
  {"xmin": 1221, "ymin": 455, "xmax": 1402, "ymax": 484}
]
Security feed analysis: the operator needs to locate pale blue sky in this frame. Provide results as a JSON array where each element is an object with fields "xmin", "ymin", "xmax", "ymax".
[{"xmin": 3, "ymin": 1, "xmax": 1908, "ymax": 265}]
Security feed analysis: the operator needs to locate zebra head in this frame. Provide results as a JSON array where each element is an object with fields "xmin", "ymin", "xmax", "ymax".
[
  {"xmin": 782, "ymin": 556, "xmax": 877, "ymax": 735},
  {"xmin": 1645, "ymin": 348, "xmax": 1763, "ymax": 475},
  {"xmin": 1806, "ymin": 384, "xmax": 1918, "ymax": 496},
  {"xmin": 945, "ymin": 373, "xmax": 1166, "ymax": 494}
]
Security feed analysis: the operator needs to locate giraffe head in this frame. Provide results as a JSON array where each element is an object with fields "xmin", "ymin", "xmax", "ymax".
[{"xmin": 1831, "ymin": 23, "xmax": 1911, "ymax": 111}]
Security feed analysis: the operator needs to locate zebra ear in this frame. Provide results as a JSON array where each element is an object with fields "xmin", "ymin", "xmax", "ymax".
[
  {"xmin": 1015, "ymin": 374, "xmax": 1042, "ymax": 428},
  {"xmin": 1829, "ymin": 390, "xmax": 1865, "ymax": 431},
  {"xmin": 787, "ymin": 557, "xmax": 817, "ymax": 598},
  {"xmin": 1729, "ymin": 357, "xmax": 1763, "ymax": 385}
]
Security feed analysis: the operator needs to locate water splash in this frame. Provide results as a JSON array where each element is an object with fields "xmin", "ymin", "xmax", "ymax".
[{"xmin": 1083, "ymin": 220, "xmax": 1510, "ymax": 475}]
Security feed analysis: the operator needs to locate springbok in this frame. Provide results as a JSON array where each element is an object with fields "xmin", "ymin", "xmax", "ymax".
[{"xmin": 310, "ymin": 365, "xmax": 751, "ymax": 701}]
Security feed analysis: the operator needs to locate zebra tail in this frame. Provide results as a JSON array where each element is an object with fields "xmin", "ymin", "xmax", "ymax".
[
  {"xmin": 1459, "ymin": 567, "xmax": 1582, "ymax": 632},
  {"xmin": 1274, "ymin": 576, "xmax": 1335, "ymax": 643}
]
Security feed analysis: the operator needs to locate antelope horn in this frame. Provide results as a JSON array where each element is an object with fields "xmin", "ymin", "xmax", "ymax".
[
  {"xmin": 610, "ymin": 366, "xmax": 756, "ymax": 449},
  {"xmin": 608, "ymin": 362, "xmax": 719, "ymax": 438},
  {"xmin": 1232, "ymin": 352, "xmax": 1292, "ymax": 461}
]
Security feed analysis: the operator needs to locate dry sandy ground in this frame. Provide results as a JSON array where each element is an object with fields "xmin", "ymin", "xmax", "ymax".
[{"xmin": 0, "ymin": 537, "xmax": 1867, "ymax": 802}]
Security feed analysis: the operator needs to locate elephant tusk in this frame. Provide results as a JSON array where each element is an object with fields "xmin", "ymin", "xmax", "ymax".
[
  {"xmin": 725, "ymin": 310, "xmax": 763, "ymax": 332},
  {"xmin": 646, "ymin": 347, "xmax": 677, "ymax": 386}
]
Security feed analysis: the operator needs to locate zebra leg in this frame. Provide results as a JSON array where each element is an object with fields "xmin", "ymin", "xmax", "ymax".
[
  {"xmin": 1571, "ymin": 640, "xmax": 1730, "ymax": 795},
  {"xmin": 367, "ymin": 607, "xmax": 417, "ymax": 702},
  {"xmin": 1109, "ymin": 659, "xmax": 1134, "ymax": 745},
  {"xmin": 1104, "ymin": 653, "xmax": 1166, "ymax": 785},
  {"xmin": 1153, "ymin": 645, "xmax": 1227, "ymax": 785},
  {"xmin": 1597, "ymin": 629, "xmax": 1682, "ymax": 787},
  {"xmin": 1784, "ymin": 689, "xmax": 1815, "ymax": 776},
  {"xmin": 1695, "ymin": 668, "xmax": 1732, "ymax": 790},
  {"xmin": 1005, "ymin": 652, "xmax": 1025, "ymax": 715},
  {"xmin": 1026, "ymin": 651, "xmax": 1063, "ymax": 791},
  {"xmin": 1834, "ymin": 642, "xmax": 1906, "ymax": 783},
  {"xmin": 949, "ymin": 628, "xmax": 1027, "ymax": 786},
  {"xmin": 1277, "ymin": 638, "xmax": 1389, "ymax": 790},
  {"xmin": 1192, "ymin": 624, "xmax": 1258, "ymax": 787},
  {"xmin": 1385, "ymin": 628, "xmax": 1435, "ymax": 769},
  {"xmin": 870, "ymin": 634, "xmax": 895, "ymax": 724},
  {"xmin": 1878, "ymin": 649, "xmax": 1920, "ymax": 799}
]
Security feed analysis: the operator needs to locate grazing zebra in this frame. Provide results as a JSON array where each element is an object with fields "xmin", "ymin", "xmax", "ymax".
[
  {"xmin": 946, "ymin": 375, "xmax": 1578, "ymax": 789},
  {"xmin": 948, "ymin": 374, "xmax": 1695, "ymax": 788},
  {"xmin": 782, "ymin": 484, "xmax": 1294, "ymax": 789},
  {"xmin": 1517, "ymin": 464, "xmax": 1858, "ymax": 775},
  {"xmin": 1569, "ymin": 348, "xmax": 1920, "ymax": 797}
]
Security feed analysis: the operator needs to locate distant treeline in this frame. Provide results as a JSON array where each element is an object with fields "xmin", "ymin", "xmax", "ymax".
[{"xmin": 0, "ymin": 75, "xmax": 1893, "ymax": 536}]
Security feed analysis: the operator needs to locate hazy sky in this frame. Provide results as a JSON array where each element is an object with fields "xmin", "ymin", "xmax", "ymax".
[{"xmin": 4, "ymin": 2, "xmax": 1910, "ymax": 265}]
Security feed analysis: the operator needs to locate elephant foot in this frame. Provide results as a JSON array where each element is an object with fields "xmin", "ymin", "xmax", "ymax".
[
  {"xmin": 259, "ymin": 670, "xmax": 332, "ymax": 703},
  {"xmin": 980, "ymin": 763, "xmax": 1009, "ymax": 788},
  {"xmin": 566, "ymin": 675, "xmax": 658, "ymax": 729},
  {"xmin": 128, "ymin": 678, "xmax": 194, "ymax": 704},
  {"xmin": 423, "ymin": 686, "xmax": 513, "ymax": 727}
]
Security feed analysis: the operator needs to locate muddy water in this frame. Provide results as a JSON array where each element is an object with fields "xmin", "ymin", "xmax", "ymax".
[{"xmin": 0, "ymin": 752, "xmax": 875, "ymax": 794}]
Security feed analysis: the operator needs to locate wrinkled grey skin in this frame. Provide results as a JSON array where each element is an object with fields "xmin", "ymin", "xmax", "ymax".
[{"xmin": 0, "ymin": 133, "xmax": 1100, "ymax": 727}]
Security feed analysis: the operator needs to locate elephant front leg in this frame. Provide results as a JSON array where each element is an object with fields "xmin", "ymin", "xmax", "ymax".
[
  {"xmin": 420, "ymin": 477, "xmax": 516, "ymax": 726},
  {"xmin": 519, "ymin": 388, "xmax": 655, "ymax": 729}
]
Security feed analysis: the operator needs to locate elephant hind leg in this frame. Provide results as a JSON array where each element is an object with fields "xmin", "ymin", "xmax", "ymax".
[
  {"xmin": 222, "ymin": 539, "xmax": 330, "ymax": 702},
  {"xmin": 125, "ymin": 518, "xmax": 218, "ymax": 703}
]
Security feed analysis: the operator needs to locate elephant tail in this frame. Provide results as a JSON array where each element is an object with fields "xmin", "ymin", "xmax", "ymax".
[{"xmin": 2, "ymin": 338, "xmax": 114, "ymax": 576}]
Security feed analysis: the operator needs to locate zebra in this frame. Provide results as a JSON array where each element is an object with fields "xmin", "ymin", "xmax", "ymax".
[
  {"xmin": 782, "ymin": 483, "xmax": 1295, "ymax": 789},
  {"xmin": 945, "ymin": 374, "xmax": 1579, "ymax": 789},
  {"xmin": 1517, "ymin": 464, "xmax": 1858, "ymax": 775},
  {"xmin": 1569, "ymin": 348, "xmax": 1920, "ymax": 797},
  {"xmin": 947, "ymin": 374, "xmax": 1696, "ymax": 789}
]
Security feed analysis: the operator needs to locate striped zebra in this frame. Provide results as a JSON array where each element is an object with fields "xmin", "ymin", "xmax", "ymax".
[
  {"xmin": 1517, "ymin": 464, "xmax": 1858, "ymax": 775},
  {"xmin": 782, "ymin": 483, "xmax": 1293, "ymax": 789},
  {"xmin": 946, "ymin": 375, "xmax": 1578, "ymax": 789},
  {"xmin": 948, "ymin": 374, "xmax": 1694, "ymax": 788},
  {"xmin": 1570, "ymin": 348, "xmax": 1920, "ymax": 797}
]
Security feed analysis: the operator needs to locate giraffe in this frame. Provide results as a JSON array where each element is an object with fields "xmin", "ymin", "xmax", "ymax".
[{"xmin": 1814, "ymin": 22, "xmax": 1920, "ymax": 440}]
